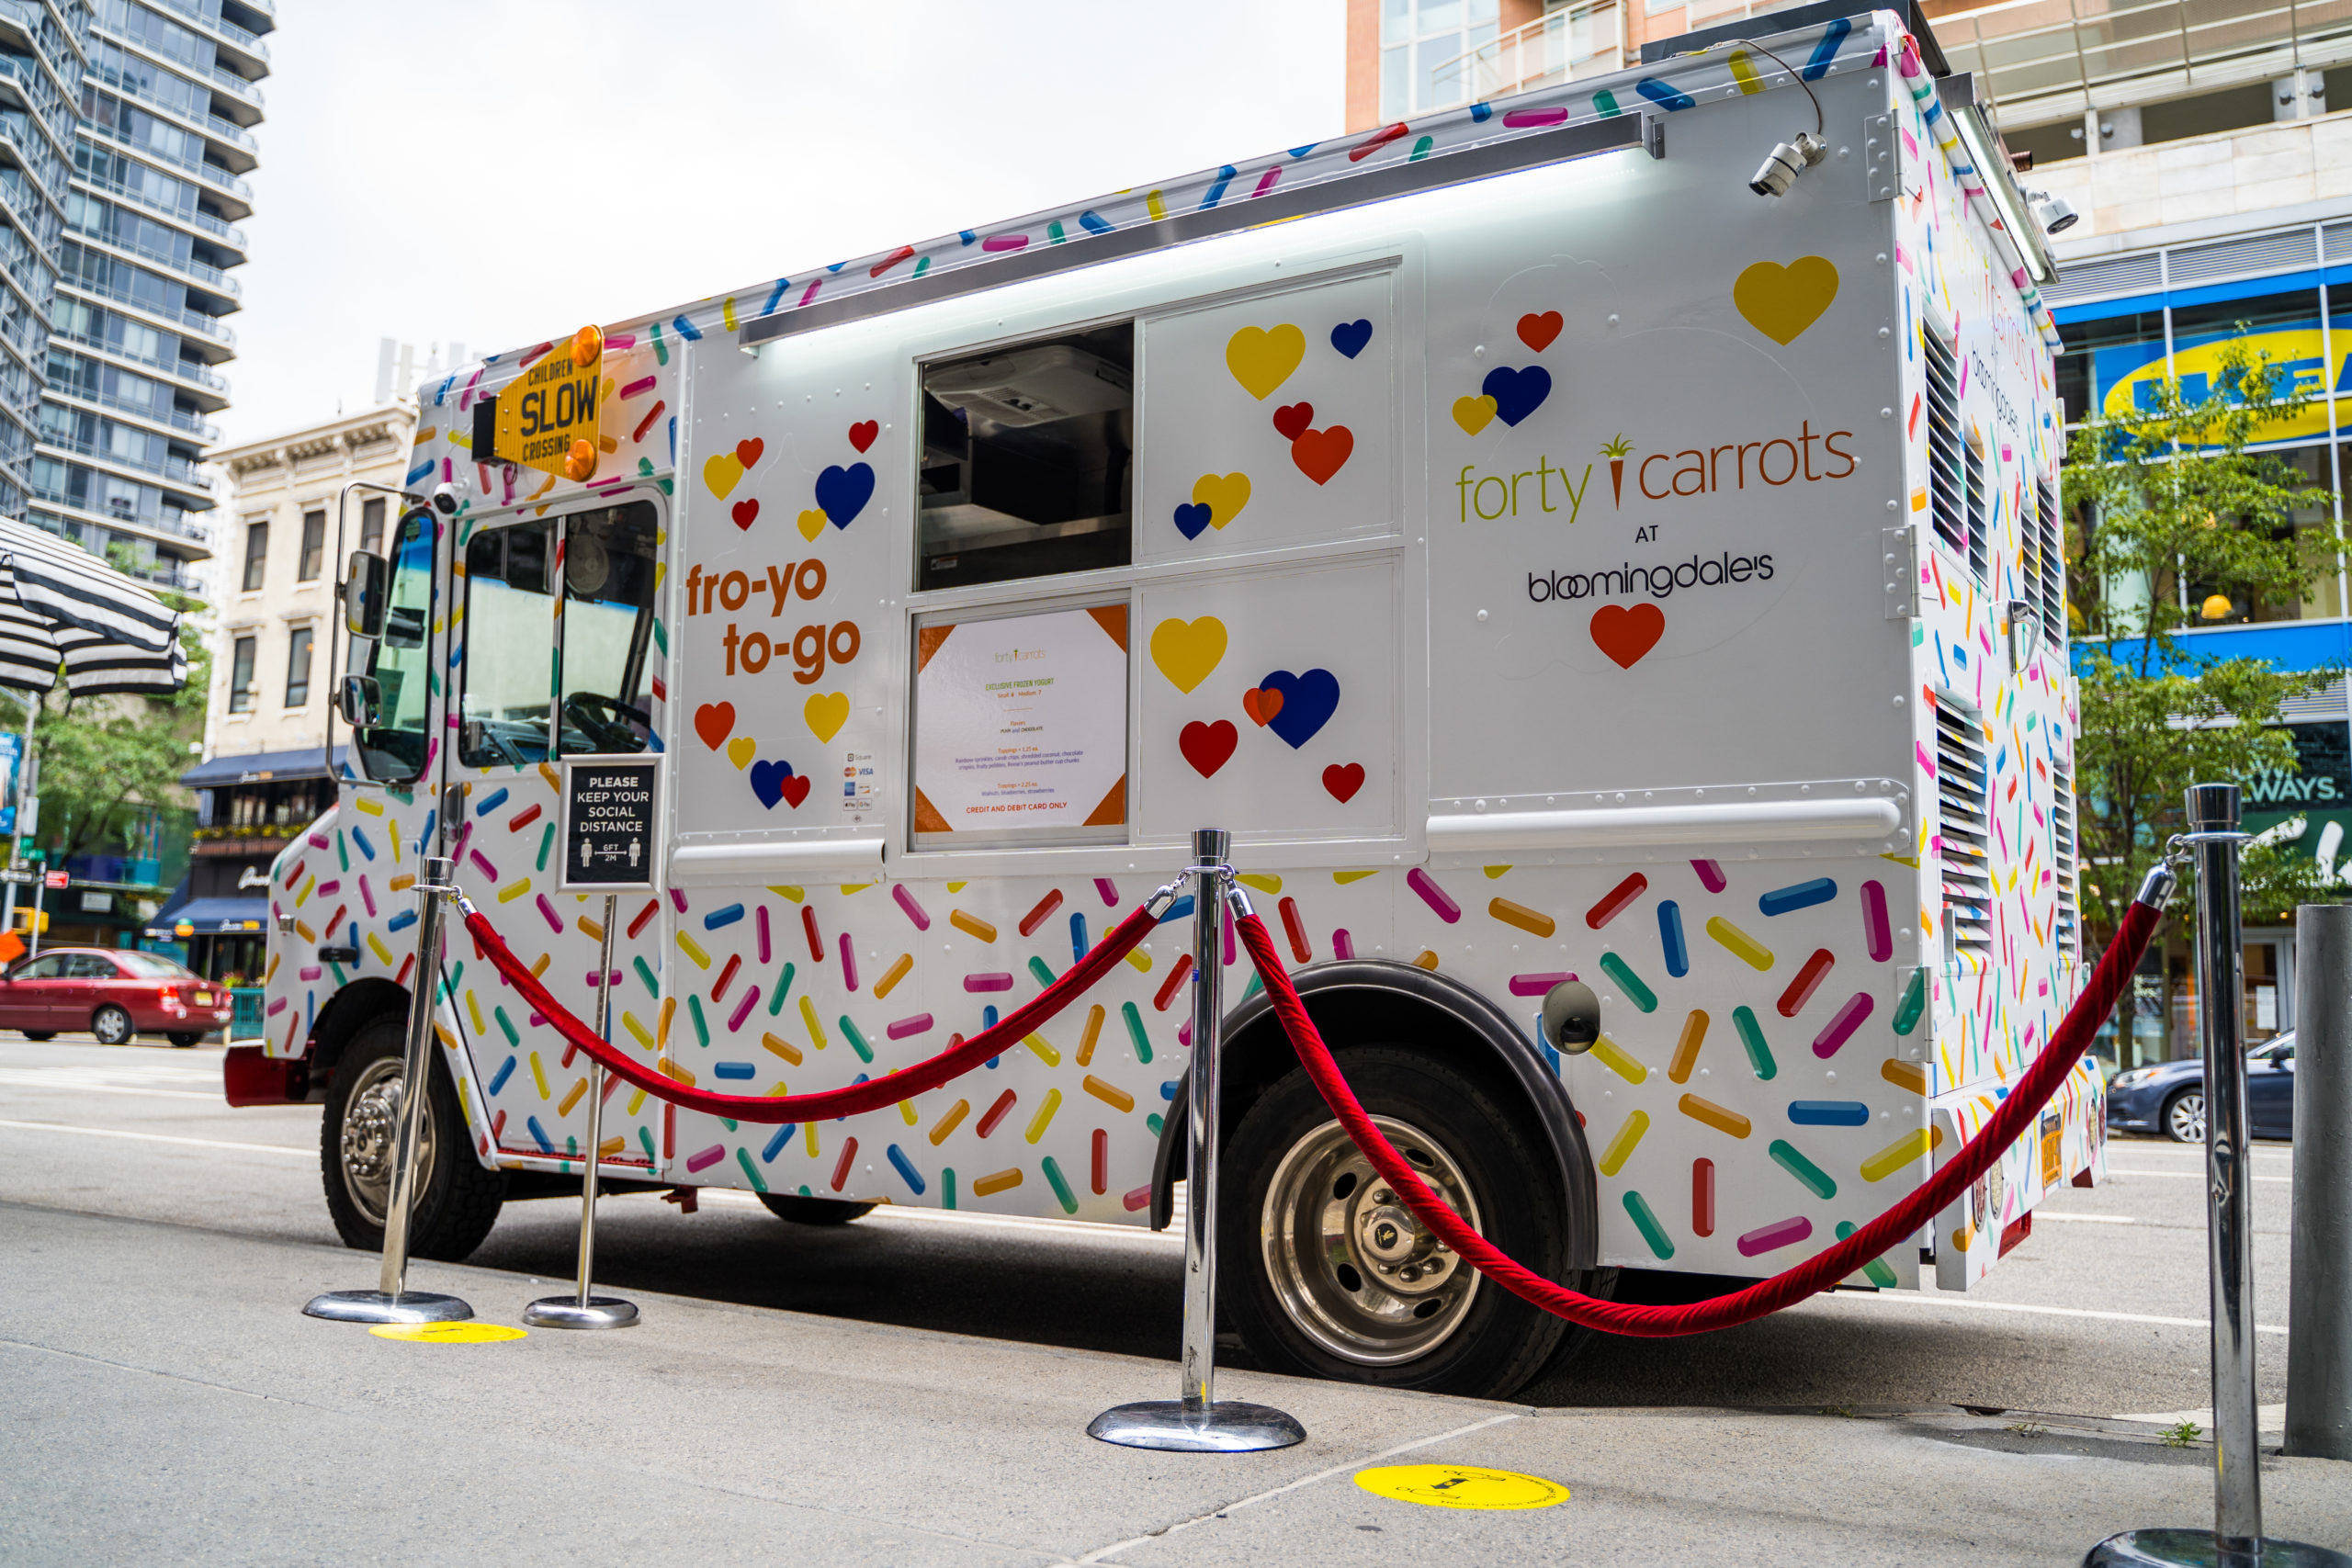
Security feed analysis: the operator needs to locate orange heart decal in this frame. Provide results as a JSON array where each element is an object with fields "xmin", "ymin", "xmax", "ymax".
[
  {"xmin": 1517, "ymin": 310, "xmax": 1563, "ymax": 352},
  {"xmin": 693, "ymin": 702, "xmax": 736, "ymax": 750},
  {"xmin": 1241, "ymin": 687, "xmax": 1284, "ymax": 727},
  {"xmin": 1291, "ymin": 425, "xmax": 1353, "ymax": 486},
  {"xmin": 736, "ymin": 437, "xmax": 764, "ymax": 468},
  {"xmin": 1589, "ymin": 603, "xmax": 1666, "ymax": 669}
]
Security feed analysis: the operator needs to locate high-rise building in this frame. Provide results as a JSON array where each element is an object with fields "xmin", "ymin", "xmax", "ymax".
[{"xmin": 3, "ymin": 0, "xmax": 266, "ymax": 597}]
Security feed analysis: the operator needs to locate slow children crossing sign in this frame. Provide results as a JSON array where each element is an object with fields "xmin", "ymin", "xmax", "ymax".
[{"xmin": 559, "ymin": 758, "xmax": 659, "ymax": 893}]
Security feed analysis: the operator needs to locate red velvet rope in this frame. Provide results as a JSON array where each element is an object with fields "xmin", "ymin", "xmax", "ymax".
[
  {"xmin": 1234, "ymin": 898, "xmax": 2162, "ymax": 1337},
  {"xmin": 458, "ymin": 900, "xmax": 1159, "ymax": 1123}
]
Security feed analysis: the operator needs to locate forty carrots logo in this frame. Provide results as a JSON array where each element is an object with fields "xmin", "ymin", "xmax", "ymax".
[{"xmin": 1600, "ymin": 434, "xmax": 1633, "ymax": 506}]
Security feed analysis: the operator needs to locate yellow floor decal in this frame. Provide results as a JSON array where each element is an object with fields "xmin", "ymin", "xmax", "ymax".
[
  {"xmin": 369, "ymin": 1322, "xmax": 528, "ymax": 1344},
  {"xmin": 1354, "ymin": 1464, "xmax": 1570, "ymax": 1510}
]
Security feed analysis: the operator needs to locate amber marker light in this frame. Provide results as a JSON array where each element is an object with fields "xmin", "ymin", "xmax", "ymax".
[
  {"xmin": 571, "ymin": 323, "xmax": 603, "ymax": 367},
  {"xmin": 564, "ymin": 438, "xmax": 597, "ymax": 482}
]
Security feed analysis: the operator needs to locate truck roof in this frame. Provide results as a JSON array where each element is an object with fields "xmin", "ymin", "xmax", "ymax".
[{"xmin": 430, "ymin": 4, "xmax": 2056, "ymax": 411}]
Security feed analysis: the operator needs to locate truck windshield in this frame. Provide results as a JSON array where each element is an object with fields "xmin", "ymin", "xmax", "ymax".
[
  {"xmin": 558, "ymin": 500, "xmax": 660, "ymax": 755},
  {"xmin": 352, "ymin": 506, "xmax": 434, "ymax": 784}
]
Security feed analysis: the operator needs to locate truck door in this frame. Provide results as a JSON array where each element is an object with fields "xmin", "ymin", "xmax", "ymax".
[{"xmin": 446, "ymin": 491, "xmax": 668, "ymax": 1172}]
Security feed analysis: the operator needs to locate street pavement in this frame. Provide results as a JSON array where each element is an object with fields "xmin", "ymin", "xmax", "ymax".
[{"xmin": 3, "ymin": 1036, "xmax": 2346, "ymax": 1564}]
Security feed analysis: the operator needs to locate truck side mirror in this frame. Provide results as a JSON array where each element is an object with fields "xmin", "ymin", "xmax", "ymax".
[
  {"xmin": 344, "ymin": 550, "xmax": 388, "ymax": 638},
  {"xmin": 1542, "ymin": 979, "xmax": 1601, "ymax": 1054},
  {"xmin": 339, "ymin": 674, "xmax": 382, "ymax": 728}
]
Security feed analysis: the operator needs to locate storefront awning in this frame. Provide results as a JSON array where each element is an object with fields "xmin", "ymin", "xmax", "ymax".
[
  {"xmin": 142, "ymin": 896, "xmax": 269, "ymax": 940},
  {"xmin": 180, "ymin": 745, "xmax": 346, "ymax": 789}
]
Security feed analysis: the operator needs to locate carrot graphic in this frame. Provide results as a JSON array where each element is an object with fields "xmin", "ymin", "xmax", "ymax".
[{"xmin": 1601, "ymin": 434, "xmax": 1634, "ymax": 506}]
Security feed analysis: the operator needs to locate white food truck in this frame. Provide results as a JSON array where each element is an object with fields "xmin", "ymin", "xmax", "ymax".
[{"xmin": 226, "ymin": 0, "xmax": 2099, "ymax": 1397}]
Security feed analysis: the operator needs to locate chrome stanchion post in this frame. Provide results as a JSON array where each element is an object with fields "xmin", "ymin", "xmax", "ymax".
[
  {"xmin": 526, "ymin": 894, "xmax": 639, "ymax": 1328},
  {"xmin": 305, "ymin": 856, "xmax": 472, "ymax": 1324},
  {"xmin": 2285, "ymin": 902, "xmax": 2352, "ymax": 1461},
  {"xmin": 1089, "ymin": 829, "xmax": 1305, "ymax": 1453},
  {"xmin": 2086, "ymin": 789, "xmax": 2349, "ymax": 1568}
]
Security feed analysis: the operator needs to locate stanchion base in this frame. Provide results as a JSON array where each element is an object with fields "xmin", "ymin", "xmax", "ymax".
[
  {"xmin": 2086, "ymin": 1530, "xmax": 2352, "ymax": 1566},
  {"xmin": 302, "ymin": 1290, "xmax": 473, "ymax": 1325},
  {"xmin": 1087, "ymin": 1399, "xmax": 1306, "ymax": 1452},
  {"xmin": 521, "ymin": 1295, "xmax": 639, "ymax": 1330}
]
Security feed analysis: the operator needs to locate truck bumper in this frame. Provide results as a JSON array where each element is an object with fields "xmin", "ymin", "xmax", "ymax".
[{"xmin": 223, "ymin": 1043, "xmax": 308, "ymax": 1107}]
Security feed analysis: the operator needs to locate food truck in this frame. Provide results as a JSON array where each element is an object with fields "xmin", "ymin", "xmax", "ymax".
[{"xmin": 226, "ymin": 1, "xmax": 2098, "ymax": 1398}]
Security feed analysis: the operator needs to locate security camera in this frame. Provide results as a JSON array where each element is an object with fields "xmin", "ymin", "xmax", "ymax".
[
  {"xmin": 1750, "ymin": 131, "xmax": 1826, "ymax": 197},
  {"xmin": 2028, "ymin": 190, "xmax": 2079, "ymax": 234},
  {"xmin": 429, "ymin": 481, "xmax": 464, "ymax": 516}
]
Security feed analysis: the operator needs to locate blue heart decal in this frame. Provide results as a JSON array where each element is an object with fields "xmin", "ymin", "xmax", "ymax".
[
  {"xmin": 1481, "ymin": 364, "xmax": 1552, "ymax": 427},
  {"xmin": 749, "ymin": 758, "xmax": 796, "ymax": 809},
  {"xmin": 1259, "ymin": 668, "xmax": 1340, "ymax": 750},
  {"xmin": 815, "ymin": 462, "xmax": 875, "ymax": 527},
  {"xmin": 1172, "ymin": 502, "xmax": 1213, "ymax": 540},
  {"xmin": 1330, "ymin": 319, "xmax": 1373, "ymax": 359}
]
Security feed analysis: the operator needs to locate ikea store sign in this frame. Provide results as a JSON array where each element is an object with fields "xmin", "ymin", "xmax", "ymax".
[{"xmin": 2101, "ymin": 327, "xmax": 2352, "ymax": 442}]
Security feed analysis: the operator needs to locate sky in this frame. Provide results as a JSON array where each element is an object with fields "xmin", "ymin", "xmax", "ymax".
[{"xmin": 222, "ymin": 0, "xmax": 1348, "ymax": 446}]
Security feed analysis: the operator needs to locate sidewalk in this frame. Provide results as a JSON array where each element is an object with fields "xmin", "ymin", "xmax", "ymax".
[{"xmin": 4, "ymin": 1201, "xmax": 2346, "ymax": 1566}]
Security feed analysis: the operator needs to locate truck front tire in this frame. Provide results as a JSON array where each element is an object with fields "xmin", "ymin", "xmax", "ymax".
[
  {"xmin": 757, "ymin": 1193, "xmax": 878, "ymax": 1225},
  {"xmin": 1220, "ymin": 1045, "xmax": 1586, "ymax": 1401},
  {"xmin": 321, "ymin": 1015, "xmax": 505, "ymax": 1260}
]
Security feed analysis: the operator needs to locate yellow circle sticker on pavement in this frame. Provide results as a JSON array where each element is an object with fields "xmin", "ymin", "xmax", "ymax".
[
  {"xmin": 368, "ymin": 1322, "xmax": 527, "ymax": 1344},
  {"xmin": 1354, "ymin": 1464, "xmax": 1569, "ymax": 1510}
]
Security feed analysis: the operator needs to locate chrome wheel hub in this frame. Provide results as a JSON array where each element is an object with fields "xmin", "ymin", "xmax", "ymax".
[
  {"xmin": 340, "ymin": 1058, "xmax": 430, "ymax": 1226},
  {"xmin": 1261, "ymin": 1115, "xmax": 1480, "ymax": 1366},
  {"xmin": 2169, "ymin": 1092, "xmax": 2206, "ymax": 1144}
]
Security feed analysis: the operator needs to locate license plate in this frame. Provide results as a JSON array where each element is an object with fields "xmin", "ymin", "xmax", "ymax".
[{"xmin": 195, "ymin": 992, "xmax": 212, "ymax": 1006}]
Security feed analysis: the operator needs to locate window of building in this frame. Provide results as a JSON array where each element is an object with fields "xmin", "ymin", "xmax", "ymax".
[
  {"xmin": 1379, "ymin": 0, "xmax": 1499, "ymax": 119},
  {"xmin": 2054, "ymin": 308, "xmax": 2165, "ymax": 426},
  {"xmin": 358, "ymin": 496, "xmax": 385, "ymax": 555},
  {"xmin": 2184, "ymin": 444, "xmax": 2345, "ymax": 625},
  {"xmin": 240, "ymin": 520, "xmax": 265, "ymax": 592},
  {"xmin": 2139, "ymin": 82, "xmax": 2276, "ymax": 146},
  {"xmin": 283, "ymin": 625, "xmax": 312, "ymax": 707},
  {"xmin": 297, "ymin": 508, "xmax": 324, "ymax": 581},
  {"xmin": 458, "ymin": 516, "xmax": 554, "ymax": 767},
  {"xmin": 918, "ymin": 322, "xmax": 1134, "ymax": 591},
  {"xmin": 2004, "ymin": 117, "xmax": 2086, "ymax": 168},
  {"xmin": 227, "ymin": 633, "xmax": 254, "ymax": 713}
]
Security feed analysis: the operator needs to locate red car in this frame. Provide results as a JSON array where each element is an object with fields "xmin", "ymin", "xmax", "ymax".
[{"xmin": 0, "ymin": 947, "xmax": 232, "ymax": 1046}]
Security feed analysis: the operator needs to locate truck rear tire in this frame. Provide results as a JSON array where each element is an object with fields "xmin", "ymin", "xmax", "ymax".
[
  {"xmin": 1220, "ymin": 1045, "xmax": 1580, "ymax": 1401},
  {"xmin": 757, "ymin": 1193, "xmax": 878, "ymax": 1225},
  {"xmin": 321, "ymin": 1015, "xmax": 505, "ymax": 1260}
]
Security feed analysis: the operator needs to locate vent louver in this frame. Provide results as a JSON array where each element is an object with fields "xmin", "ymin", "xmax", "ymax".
[{"xmin": 1935, "ymin": 692, "xmax": 1993, "ymax": 963}]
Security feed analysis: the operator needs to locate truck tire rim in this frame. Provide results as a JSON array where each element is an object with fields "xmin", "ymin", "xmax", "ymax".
[
  {"xmin": 94, "ymin": 1007, "xmax": 130, "ymax": 1044},
  {"xmin": 340, "ymin": 1058, "xmax": 432, "ymax": 1227},
  {"xmin": 1261, "ymin": 1114, "xmax": 1481, "ymax": 1367},
  {"xmin": 2168, "ymin": 1091, "xmax": 2205, "ymax": 1144}
]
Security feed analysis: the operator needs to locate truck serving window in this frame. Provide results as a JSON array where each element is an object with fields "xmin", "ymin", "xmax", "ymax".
[
  {"xmin": 558, "ymin": 500, "xmax": 660, "ymax": 756},
  {"xmin": 350, "ymin": 506, "xmax": 434, "ymax": 784},
  {"xmin": 458, "ymin": 517, "xmax": 554, "ymax": 767},
  {"xmin": 917, "ymin": 322, "xmax": 1132, "ymax": 591}
]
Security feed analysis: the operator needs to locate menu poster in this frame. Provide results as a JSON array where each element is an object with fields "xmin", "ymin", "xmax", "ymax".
[{"xmin": 912, "ymin": 605, "xmax": 1128, "ymax": 842}]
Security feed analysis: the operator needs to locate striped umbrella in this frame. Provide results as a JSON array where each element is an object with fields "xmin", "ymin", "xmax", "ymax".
[{"xmin": 0, "ymin": 518, "xmax": 187, "ymax": 698}]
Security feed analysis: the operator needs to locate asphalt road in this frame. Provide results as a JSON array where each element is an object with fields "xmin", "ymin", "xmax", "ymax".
[{"xmin": 0, "ymin": 1035, "xmax": 2302, "ymax": 1423}]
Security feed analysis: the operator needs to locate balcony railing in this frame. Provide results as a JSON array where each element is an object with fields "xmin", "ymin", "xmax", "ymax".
[
  {"xmin": 57, "ymin": 273, "xmax": 237, "ymax": 344},
  {"xmin": 28, "ymin": 485, "xmax": 214, "ymax": 543},
  {"xmin": 40, "ymin": 428, "xmax": 212, "ymax": 490},
  {"xmin": 1443, "ymin": 0, "xmax": 1626, "ymax": 104},
  {"xmin": 55, "ymin": 323, "xmax": 232, "ymax": 391},
  {"xmin": 67, "ymin": 217, "xmax": 241, "ymax": 295},
  {"xmin": 204, "ymin": 112, "xmax": 254, "ymax": 152},
  {"xmin": 52, "ymin": 382, "xmax": 220, "ymax": 440},
  {"xmin": 209, "ymin": 64, "xmax": 262, "ymax": 107},
  {"xmin": 73, "ymin": 164, "xmax": 247, "ymax": 247}
]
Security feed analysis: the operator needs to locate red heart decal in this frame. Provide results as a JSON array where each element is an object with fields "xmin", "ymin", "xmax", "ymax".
[
  {"xmin": 1291, "ymin": 425, "xmax": 1353, "ymax": 486},
  {"xmin": 1589, "ymin": 603, "xmax": 1667, "ymax": 670},
  {"xmin": 1517, "ymin": 310, "xmax": 1563, "ymax": 353},
  {"xmin": 1240, "ymin": 687, "xmax": 1284, "ymax": 727},
  {"xmin": 1272, "ymin": 401, "xmax": 1314, "ymax": 441},
  {"xmin": 693, "ymin": 702, "xmax": 736, "ymax": 750},
  {"xmin": 731, "ymin": 498, "xmax": 760, "ymax": 530},
  {"xmin": 780, "ymin": 774, "xmax": 811, "ymax": 808},
  {"xmin": 736, "ymin": 437, "xmax": 764, "ymax": 468},
  {"xmin": 847, "ymin": 420, "xmax": 877, "ymax": 453},
  {"xmin": 1322, "ymin": 762, "xmax": 1365, "ymax": 803},
  {"xmin": 1180, "ymin": 719, "xmax": 1238, "ymax": 778}
]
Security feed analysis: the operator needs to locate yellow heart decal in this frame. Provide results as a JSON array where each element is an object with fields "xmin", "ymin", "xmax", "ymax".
[
  {"xmin": 1191, "ymin": 472, "xmax": 1251, "ymax": 531},
  {"xmin": 726, "ymin": 736, "xmax": 757, "ymax": 771},
  {"xmin": 1733, "ymin": 256, "xmax": 1840, "ymax": 345},
  {"xmin": 1225, "ymin": 324, "xmax": 1306, "ymax": 401},
  {"xmin": 1148, "ymin": 615, "xmax": 1227, "ymax": 694},
  {"xmin": 797, "ymin": 508, "xmax": 828, "ymax": 542},
  {"xmin": 703, "ymin": 451, "xmax": 747, "ymax": 501},
  {"xmin": 804, "ymin": 691, "xmax": 850, "ymax": 744},
  {"xmin": 1453, "ymin": 395, "xmax": 1498, "ymax": 435}
]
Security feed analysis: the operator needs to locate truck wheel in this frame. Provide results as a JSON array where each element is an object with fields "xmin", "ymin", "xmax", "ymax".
[
  {"xmin": 757, "ymin": 1193, "xmax": 878, "ymax": 1225},
  {"xmin": 321, "ymin": 1015, "xmax": 505, "ymax": 1260},
  {"xmin": 1221, "ymin": 1045, "xmax": 1577, "ymax": 1401},
  {"xmin": 91, "ymin": 1006, "xmax": 131, "ymax": 1045}
]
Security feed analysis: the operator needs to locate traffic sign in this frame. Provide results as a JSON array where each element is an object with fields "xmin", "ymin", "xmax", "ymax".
[
  {"xmin": 42, "ymin": 869, "xmax": 67, "ymax": 890},
  {"xmin": 558, "ymin": 757, "xmax": 658, "ymax": 893},
  {"xmin": 494, "ymin": 325, "xmax": 603, "ymax": 481}
]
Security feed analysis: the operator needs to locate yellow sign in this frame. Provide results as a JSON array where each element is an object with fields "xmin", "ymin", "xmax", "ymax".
[
  {"xmin": 368, "ymin": 1322, "xmax": 528, "ymax": 1344},
  {"xmin": 1354, "ymin": 1464, "xmax": 1571, "ymax": 1510},
  {"xmin": 494, "ymin": 325, "xmax": 604, "ymax": 480},
  {"xmin": 2101, "ymin": 327, "xmax": 2350, "ymax": 443}
]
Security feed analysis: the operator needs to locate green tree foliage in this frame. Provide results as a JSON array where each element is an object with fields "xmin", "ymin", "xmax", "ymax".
[
  {"xmin": 24, "ymin": 562, "xmax": 209, "ymax": 863},
  {"xmin": 2064, "ymin": 336, "xmax": 2339, "ymax": 946}
]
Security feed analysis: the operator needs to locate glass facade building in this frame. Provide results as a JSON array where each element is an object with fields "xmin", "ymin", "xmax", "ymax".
[{"xmin": 0, "ymin": 0, "xmax": 264, "ymax": 596}]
